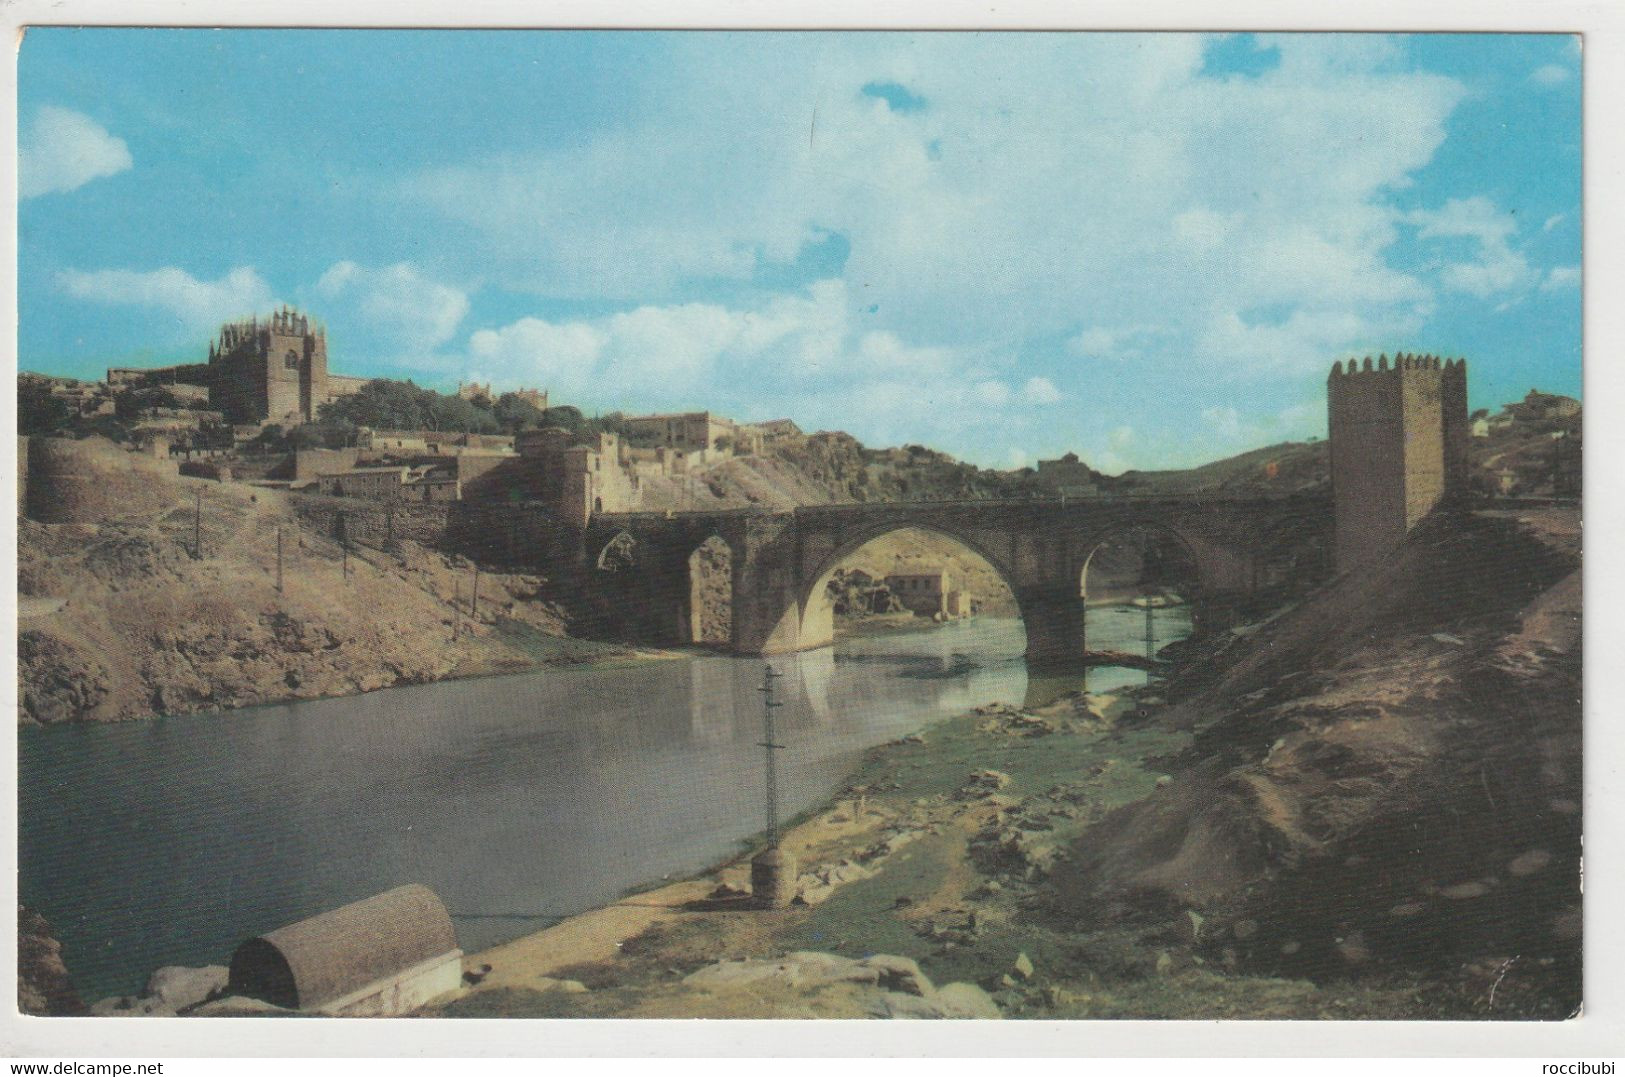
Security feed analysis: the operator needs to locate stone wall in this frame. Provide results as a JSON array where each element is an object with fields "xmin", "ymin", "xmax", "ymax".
[
  {"xmin": 291, "ymin": 494, "xmax": 454, "ymax": 548},
  {"xmin": 23, "ymin": 437, "xmax": 184, "ymax": 524}
]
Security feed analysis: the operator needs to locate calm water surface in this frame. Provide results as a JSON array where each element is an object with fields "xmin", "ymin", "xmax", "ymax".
[{"xmin": 19, "ymin": 607, "xmax": 1188, "ymax": 1002}]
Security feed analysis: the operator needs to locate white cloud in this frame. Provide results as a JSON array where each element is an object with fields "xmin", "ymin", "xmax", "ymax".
[
  {"xmin": 463, "ymin": 280, "xmax": 859, "ymax": 398},
  {"xmin": 397, "ymin": 33, "xmax": 1467, "ymax": 385},
  {"xmin": 1408, "ymin": 196, "xmax": 1533, "ymax": 298},
  {"xmin": 316, "ymin": 261, "xmax": 470, "ymax": 347},
  {"xmin": 1541, "ymin": 265, "xmax": 1581, "ymax": 292},
  {"xmin": 1530, "ymin": 64, "xmax": 1572, "ymax": 87},
  {"xmin": 467, "ymin": 318, "xmax": 606, "ymax": 395},
  {"xmin": 459, "ymin": 278, "xmax": 1072, "ymax": 456},
  {"xmin": 1201, "ymin": 405, "xmax": 1247, "ymax": 442},
  {"xmin": 1021, "ymin": 376, "xmax": 1062, "ymax": 404},
  {"xmin": 56, "ymin": 266, "xmax": 274, "ymax": 331},
  {"xmin": 20, "ymin": 106, "xmax": 133, "ymax": 198},
  {"xmin": 1068, "ymin": 327, "xmax": 1122, "ymax": 359},
  {"xmin": 1544, "ymin": 213, "xmax": 1566, "ymax": 233}
]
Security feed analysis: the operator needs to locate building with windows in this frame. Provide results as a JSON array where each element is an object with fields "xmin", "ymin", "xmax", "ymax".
[
  {"xmin": 107, "ymin": 307, "xmax": 365, "ymax": 426},
  {"xmin": 885, "ymin": 568, "xmax": 954, "ymax": 617}
]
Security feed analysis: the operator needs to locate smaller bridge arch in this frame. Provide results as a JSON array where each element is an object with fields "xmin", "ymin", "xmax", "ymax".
[
  {"xmin": 1075, "ymin": 521, "xmax": 1205, "ymax": 605},
  {"xmin": 685, "ymin": 533, "xmax": 736, "ymax": 646}
]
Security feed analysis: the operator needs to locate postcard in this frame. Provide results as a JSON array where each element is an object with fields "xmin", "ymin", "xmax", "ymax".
[{"xmin": 8, "ymin": 19, "xmax": 1592, "ymax": 1053}]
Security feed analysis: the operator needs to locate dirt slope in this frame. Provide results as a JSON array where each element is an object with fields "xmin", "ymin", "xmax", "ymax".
[
  {"xmin": 17, "ymin": 470, "xmax": 619, "ymax": 725},
  {"xmin": 1048, "ymin": 505, "xmax": 1581, "ymax": 1016}
]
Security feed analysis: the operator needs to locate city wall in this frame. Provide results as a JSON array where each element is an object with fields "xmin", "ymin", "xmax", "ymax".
[{"xmin": 21, "ymin": 436, "xmax": 185, "ymax": 525}]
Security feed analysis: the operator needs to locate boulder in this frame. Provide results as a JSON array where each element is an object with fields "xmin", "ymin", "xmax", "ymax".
[
  {"xmin": 533, "ymin": 977, "xmax": 589, "ymax": 994},
  {"xmin": 959, "ymin": 770, "xmax": 1012, "ymax": 798},
  {"xmin": 1508, "ymin": 849, "xmax": 1553, "ymax": 877},
  {"xmin": 1011, "ymin": 951, "xmax": 1035, "ymax": 981},
  {"xmin": 861, "ymin": 954, "xmax": 933, "ymax": 997},
  {"xmin": 1439, "ymin": 880, "xmax": 1493, "ymax": 900},
  {"xmin": 932, "ymin": 982, "xmax": 1002, "ymax": 1019},
  {"xmin": 144, "ymin": 965, "xmax": 228, "ymax": 1012},
  {"xmin": 683, "ymin": 952, "xmax": 880, "ymax": 992}
]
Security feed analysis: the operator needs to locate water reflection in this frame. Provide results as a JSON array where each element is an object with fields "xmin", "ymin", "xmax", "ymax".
[{"xmin": 19, "ymin": 610, "xmax": 1187, "ymax": 1004}]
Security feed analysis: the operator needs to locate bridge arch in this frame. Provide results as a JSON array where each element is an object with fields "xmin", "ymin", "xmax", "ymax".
[
  {"xmin": 1075, "ymin": 521, "xmax": 1205, "ymax": 605},
  {"xmin": 791, "ymin": 522, "xmax": 1026, "ymax": 655}
]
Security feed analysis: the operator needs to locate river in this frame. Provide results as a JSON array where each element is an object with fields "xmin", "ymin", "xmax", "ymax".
[{"xmin": 18, "ymin": 605, "xmax": 1190, "ymax": 1003}]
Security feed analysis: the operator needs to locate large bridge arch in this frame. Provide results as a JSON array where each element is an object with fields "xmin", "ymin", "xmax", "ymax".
[{"xmin": 789, "ymin": 521, "xmax": 1027, "ymax": 655}]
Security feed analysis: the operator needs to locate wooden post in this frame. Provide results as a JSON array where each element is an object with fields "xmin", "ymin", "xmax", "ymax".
[
  {"xmin": 276, "ymin": 527, "xmax": 283, "ymax": 594},
  {"xmin": 192, "ymin": 488, "xmax": 202, "ymax": 558},
  {"xmin": 471, "ymin": 563, "xmax": 480, "ymax": 620}
]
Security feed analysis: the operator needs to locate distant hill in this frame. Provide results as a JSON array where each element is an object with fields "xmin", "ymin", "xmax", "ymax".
[{"xmin": 1117, "ymin": 441, "xmax": 1329, "ymax": 496}]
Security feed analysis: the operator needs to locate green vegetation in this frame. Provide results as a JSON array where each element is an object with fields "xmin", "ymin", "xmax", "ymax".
[
  {"xmin": 17, "ymin": 380, "xmax": 234, "ymax": 450},
  {"xmin": 318, "ymin": 379, "xmax": 500, "ymax": 434}
]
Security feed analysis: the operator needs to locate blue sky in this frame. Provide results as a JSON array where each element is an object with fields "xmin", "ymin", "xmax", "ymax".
[{"xmin": 18, "ymin": 30, "xmax": 1581, "ymax": 470}]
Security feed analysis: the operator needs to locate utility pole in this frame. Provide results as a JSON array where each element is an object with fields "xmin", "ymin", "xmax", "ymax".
[{"xmin": 750, "ymin": 665, "xmax": 795, "ymax": 907}]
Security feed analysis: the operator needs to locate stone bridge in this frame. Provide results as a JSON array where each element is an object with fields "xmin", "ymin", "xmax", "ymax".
[{"xmin": 583, "ymin": 493, "xmax": 1330, "ymax": 668}]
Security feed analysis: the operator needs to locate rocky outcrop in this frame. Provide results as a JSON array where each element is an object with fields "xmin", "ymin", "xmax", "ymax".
[
  {"xmin": 682, "ymin": 952, "xmax": 1000, "ymax": 1019},
  {"xmin": 19, "ymin": 630, "xmax": 114, "ymax": 724},
  {"xmin": 16, "ymin": 477, "xmax": 588, "ymax": 724},
  {"xmin": 18, "ymin": 905, "xmax": 85, "ymax": 1016},
  {"xmin": 90, "ymin": 965, "xmax": 229, "ymax": 1017}
]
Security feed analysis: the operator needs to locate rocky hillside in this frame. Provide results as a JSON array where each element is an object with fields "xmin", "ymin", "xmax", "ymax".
[
  {"xmin": 632, "ymin": 431, "xmax": 1044, "ymax": 512},
  {"xmin": 17, "ymin": 452, "xmax": 628, "ymax": 725},
  {"xmin": 1049, "ymin": 503, "xmax": 1581, "ymax": 1016}
]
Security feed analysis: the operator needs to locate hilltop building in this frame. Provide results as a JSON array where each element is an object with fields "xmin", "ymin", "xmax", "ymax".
[
  {"xmin": 107, "ymin": 307, "xmax": 366, "ymax": 426},
  {"xmin": 456, "ymin": 382, "xmax": 548, "ymax": 410},
  {"xmin": 621, "ymin": 411, "xmax": 765, "ymax": 457},
  {"xmin": 1506, "ymin": 389, "xmax": 1580, "ymax": 423},
  {"xmin": 1033, "ymin": 452, "xmax": 1100, "ymax": 497},
  {"xmin": 1327, "ymin": 352, "xmax": 1469, "ymax": 572}
]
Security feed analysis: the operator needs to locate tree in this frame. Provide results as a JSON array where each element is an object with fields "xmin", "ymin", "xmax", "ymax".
[
  {"xmin": 540, "ymin": 405, "xmax": 585, "ymax": 434},
  {"xmin": 318, "ymin": 379, "xmax": 495, "ymax": 434},
  {"xmin": 493, "ymin": 392, "xmax": 546, "ymax": 433},
  {"xmin": 114, "ymin": 386, "xmax": 179, "ymax": 420},
  {"xmin": 193, "ymin": 419, "xmax": 237, "ymax": 451}
]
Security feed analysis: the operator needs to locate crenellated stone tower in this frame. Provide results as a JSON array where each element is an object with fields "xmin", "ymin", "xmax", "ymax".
[
  {"xmin": 1327, "ymin": 352, "xmax": 1469, "ymax": 572},
  {"xmin": 207, "ymin": 306, "xmax": 329, "ymax": 425}
]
